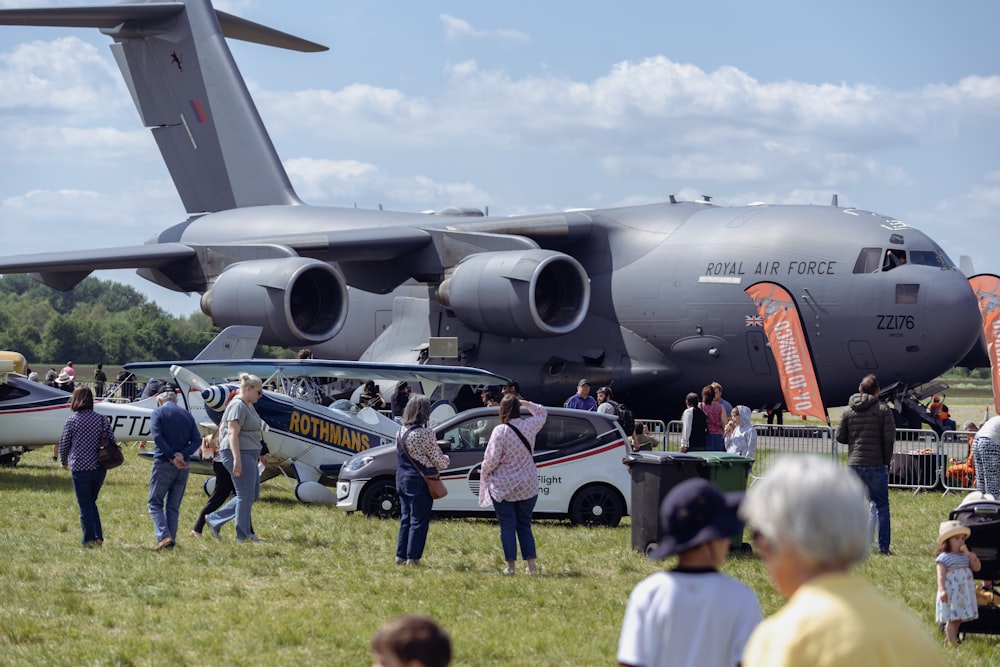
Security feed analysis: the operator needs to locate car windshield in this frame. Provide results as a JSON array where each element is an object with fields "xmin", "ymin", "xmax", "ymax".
[{"xmin": 438, "ymin": 413, "xmax": 598, "ymax": 452}]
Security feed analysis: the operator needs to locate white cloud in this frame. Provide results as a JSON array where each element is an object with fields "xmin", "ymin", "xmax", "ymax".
[{"xmin": 439, "ymin": 14, "xmax": 528, "ymax": 42}]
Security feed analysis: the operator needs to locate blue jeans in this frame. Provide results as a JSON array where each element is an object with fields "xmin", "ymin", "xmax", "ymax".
[
  {"xmin": 71, "ymin": 468, "xmax": 106, "ymax": 544},
  {"xmin": 208, "ymin": 449, "xmax": 260, "ymax": 542},
  {"xmin": 492, "ymin": 495, "xmax": 538, "ymax": 561},
  {"xmin": 706, "ymin": 433, "xmax": 726, "ymax": 452},
  {"xmin": 396, "ymin": 473, "xmax": 433, "ymax": 562},
  {"xmin": 148, "ymin": 459, "xmax": 190, "ymax": 542},
  {"xmin": 851, "ymin": 465, "xmax": 890, "ymax": 552}
]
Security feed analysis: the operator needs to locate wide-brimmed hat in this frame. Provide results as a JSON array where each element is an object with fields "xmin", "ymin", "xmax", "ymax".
[
  {"xmin": 55, "ymin": 371, "xmax": 73, "ymax": 385},
  {"xmin": 648, "ymin": 478, "xmax": 744, "ymax": 560},
  {"xmin": 958, "ymin": 490, "xmax": 997, "ymax": 507},
  {"xmin": 938, "ymin": 520, "xmax": 971, "ymax": 546}
]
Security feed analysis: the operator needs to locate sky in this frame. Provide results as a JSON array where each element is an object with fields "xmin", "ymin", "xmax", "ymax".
[{"xmin": 0, "ymin": 0, "xmax": 998, "ymax": 317}]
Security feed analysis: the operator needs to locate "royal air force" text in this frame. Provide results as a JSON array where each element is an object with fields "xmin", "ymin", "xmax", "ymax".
[{"xmin": 705, "ymin": 260, "xmax": 837, "ymax": 276}]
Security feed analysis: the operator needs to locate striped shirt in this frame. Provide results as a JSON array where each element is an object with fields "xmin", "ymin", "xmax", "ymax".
[{"xmin": 59, "ymin": 410, "xmax": 115, "ymax": 471}]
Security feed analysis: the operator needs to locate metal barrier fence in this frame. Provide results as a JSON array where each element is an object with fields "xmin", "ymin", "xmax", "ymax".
[
  {"xmin": 751, "ymin": 424, "xmax": 837, "ymax": 483},
  {"xmin": 650, "ymin": 420, "xmax": 981, "ymax": 494},
  {"xmin": 939, "ymin": 430, "xmax": 978, "ymax": 495},
  {"xmin": 634, "ymin": 419, "xmax": 668, "ymax": 450}
]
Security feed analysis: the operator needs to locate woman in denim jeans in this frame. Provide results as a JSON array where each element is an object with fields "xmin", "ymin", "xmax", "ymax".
[
  {"xmin": 59, "ymin": 386, "xmax": 114, "ymax": 546},
  {"xmin": 395, "ymin": 395, "xmax": 450, "ymax": 565},
  {"xmin": 479, "ymin": 395, "xmax": 548, "ymax": 575}
]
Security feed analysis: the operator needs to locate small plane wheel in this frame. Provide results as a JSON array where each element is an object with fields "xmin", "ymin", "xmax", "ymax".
[
  {"xmin": 359, "ymin": 479, "xmax": 400, "ymax": 519},
  {"xmin": 569, "ymin": 484, "xmax": 625, "ymax": 527}
]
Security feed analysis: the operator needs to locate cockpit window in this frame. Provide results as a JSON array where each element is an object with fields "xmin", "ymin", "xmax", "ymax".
[
  {"xmin": 853, "ymin": 248, "xmax": 883, "ymax": 274},
  {"xmin": 882, "ymin": 249, "xmax": 907, "ymax": 271},
  {"xmin": 909, "ymin": 250, "xmax": 948, "ymax": 269}
]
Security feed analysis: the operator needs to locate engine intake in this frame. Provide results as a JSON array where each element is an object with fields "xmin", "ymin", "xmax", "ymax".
[
  {"xmin": 201, "ymin": 257, "xmax": 347, "ymax": 345},
  {"xmin": 437, "ymin": 250, "xmax": 590, "ymax": 338}
]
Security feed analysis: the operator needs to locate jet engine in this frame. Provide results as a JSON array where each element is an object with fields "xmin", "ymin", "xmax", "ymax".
[
  {"xmin": 437, "ymin": 249, "xmax": 590, "ymax": 338},
  {"xmin": 201, "ymin": 257, "xmax": 348, "ymax": 345}
]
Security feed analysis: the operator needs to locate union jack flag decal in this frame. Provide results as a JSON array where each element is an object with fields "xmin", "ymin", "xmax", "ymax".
[{"xmin": 745, "ymin": 314, "xmax": 763, "ymax": 327}]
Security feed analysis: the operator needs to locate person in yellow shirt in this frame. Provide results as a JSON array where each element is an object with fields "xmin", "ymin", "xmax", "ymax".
[{"xmin": 740, "ymin": 456, "xmax": 945, "ymax": 667}]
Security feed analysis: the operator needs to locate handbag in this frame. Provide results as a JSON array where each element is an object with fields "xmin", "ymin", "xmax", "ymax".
[
  {"xmin": 399, "ymin": 428, "xmax": 448, "ymax": 499},
  {"xmin": 424, "ymin": 473, "xmax": 448, "ymax": 500},
  {"xmin": 96, "ymin": 418, "xmax": 124, "ymax": 470}
]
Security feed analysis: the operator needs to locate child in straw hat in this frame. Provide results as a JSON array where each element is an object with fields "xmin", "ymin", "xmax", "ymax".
[{"xmin": 935, "ymin": 519, "xmax": 981, "ymax": 644}]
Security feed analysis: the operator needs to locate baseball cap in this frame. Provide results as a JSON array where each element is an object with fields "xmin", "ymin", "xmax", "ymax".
[{"xmin": 648, "ymin": 478, "xmax": 744, "ymax": 560}]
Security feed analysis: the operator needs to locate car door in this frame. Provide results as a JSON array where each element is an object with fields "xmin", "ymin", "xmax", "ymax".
[{"xmin": 435, "ymin": 414, "xmax": 499, "ymax": 511}]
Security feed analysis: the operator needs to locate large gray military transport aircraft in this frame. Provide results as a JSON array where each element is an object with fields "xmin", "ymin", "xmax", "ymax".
[{"xmin": 0, "ymin": 0, "xmax": 984, "ymax": 418}]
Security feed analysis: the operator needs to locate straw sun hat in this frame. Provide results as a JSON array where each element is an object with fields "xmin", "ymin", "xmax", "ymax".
[{"xmin": 937, "ymin": 520, "xmax": 970, "ymax": 546}]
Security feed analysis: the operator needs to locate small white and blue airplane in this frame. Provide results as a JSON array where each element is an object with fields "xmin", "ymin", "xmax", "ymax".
[{"xmin": 128, "ymin": 329, "xmax": 509, "ymax": 504}]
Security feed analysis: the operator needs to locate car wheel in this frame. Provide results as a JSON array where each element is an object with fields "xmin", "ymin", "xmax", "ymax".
[
  {"xmin": 359, "ymin": 479, "xmax": 400, "ymax": 519},
  {"xmin": 569, "ymin": 484, "xmax": 624, "ymax": 527}
]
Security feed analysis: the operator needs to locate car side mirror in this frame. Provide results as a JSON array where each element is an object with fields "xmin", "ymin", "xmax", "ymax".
[{"xmin": 437, "ymin": 439, "xmax": 452, "ymax": 452}]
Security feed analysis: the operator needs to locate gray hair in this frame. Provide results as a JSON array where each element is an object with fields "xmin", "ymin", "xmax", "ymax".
[
  {"xmin": 740, "ymin": 456, "xmax": 869, "ymax": 568},
  {"xmin": 157, "ymin": 390, "xmax": 177, "ymax": 403},
  {"xmin": 402, "ymin": 394, "xmax": 431, "ymax": 427}
]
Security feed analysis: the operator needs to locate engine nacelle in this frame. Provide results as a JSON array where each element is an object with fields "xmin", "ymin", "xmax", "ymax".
[
  {"xmin": 201, "ymin": 257, "xmax": 348, "ymax": 346},
  {"xmin": 437, "ymin": 250, "xmax": 590, "ymax": 338}
]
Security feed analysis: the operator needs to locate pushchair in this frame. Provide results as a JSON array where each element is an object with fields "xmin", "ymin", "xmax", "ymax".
[{"xmin": 948, "ymin": 493, "xmax": 1000, "ymax": 635}]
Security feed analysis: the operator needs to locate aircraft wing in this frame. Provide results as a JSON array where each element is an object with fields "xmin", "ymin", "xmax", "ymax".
[
  {"xmin": 126, "ymin": 359, "xmax": 510, "ymax": 388},
  {"xmin": 0, "ymin": 243, "xmax": 196, "ymax": 290}
]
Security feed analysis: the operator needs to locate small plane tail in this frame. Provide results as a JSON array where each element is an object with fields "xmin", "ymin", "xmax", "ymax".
[
  {"xmin": 0, "ymin": 0, "xmax": 327, "ymax": 214},
  {"xmin": 193, "ymin": 325, "xmax": 262, "ymax": 360}
]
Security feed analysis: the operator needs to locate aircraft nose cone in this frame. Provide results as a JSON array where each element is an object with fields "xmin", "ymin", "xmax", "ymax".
[
  {"xmin": 920, "ymin": 273, "xmax": 981, "ymax": 371},
  {"xmin": 201, "ymin": 385, "xmax": 231, "ymax": 411}
]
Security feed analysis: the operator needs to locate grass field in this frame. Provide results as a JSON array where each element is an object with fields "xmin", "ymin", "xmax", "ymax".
[{"xmin": 1, "ymin": 444, "xmax": 997, "ymax": 666}]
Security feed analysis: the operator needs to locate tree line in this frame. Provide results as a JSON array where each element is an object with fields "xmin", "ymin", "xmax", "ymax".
[{"xmin": 0, "ymin": 275, "xmax": 290, "ymax": 365}]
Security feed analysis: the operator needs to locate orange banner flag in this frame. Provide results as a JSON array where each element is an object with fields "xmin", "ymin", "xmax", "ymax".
[
  {"xmin": 745, "ymin": 281, "xmax": 828, "ymax": 423},
  {"xmin": 968, "ymin": 274, "xmax": 1000, "ymax": 417}
]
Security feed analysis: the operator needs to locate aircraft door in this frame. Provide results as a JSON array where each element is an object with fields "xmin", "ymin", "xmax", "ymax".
[
  {"xmin": 745, "ymin": 331, "xmax": 772, "ymax": 375},
  {"xmin": 847, "ymin": 340, "xmax": 878, "ymax": 369}
]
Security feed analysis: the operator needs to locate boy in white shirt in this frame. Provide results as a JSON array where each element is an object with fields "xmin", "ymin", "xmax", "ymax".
[{"xmin": 617, "ymin": 478, "xmax": 762, "ymax": 667}]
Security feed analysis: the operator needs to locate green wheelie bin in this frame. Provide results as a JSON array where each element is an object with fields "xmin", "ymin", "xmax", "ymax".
[{"xmin": 686, "ymin": 451, "xmax": 754, "ymax": 552}]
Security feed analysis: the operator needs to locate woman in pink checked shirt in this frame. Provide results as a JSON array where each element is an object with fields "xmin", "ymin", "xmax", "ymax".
[{"xmin": 479, "ymin": 394, "xmax": 548, "ymax": 575}]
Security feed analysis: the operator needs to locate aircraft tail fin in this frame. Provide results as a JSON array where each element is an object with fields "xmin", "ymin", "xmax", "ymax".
[
  {"xmin": 193, "ymin": 325, "xmax": 262, "ymax": 360},
  {"xmin": 0, "ymin": 0, "xmax": 327, "ymax": 214}
]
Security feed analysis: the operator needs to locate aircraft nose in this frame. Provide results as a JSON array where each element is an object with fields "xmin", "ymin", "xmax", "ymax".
[{"xmin": 918, "ymin": 272, "xmax": 981, "ymax": 371}]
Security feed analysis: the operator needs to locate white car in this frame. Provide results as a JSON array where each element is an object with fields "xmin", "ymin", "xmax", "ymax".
[{"xmin": 336, "ymin": 406, "xmax": 632, "ymax": 526}]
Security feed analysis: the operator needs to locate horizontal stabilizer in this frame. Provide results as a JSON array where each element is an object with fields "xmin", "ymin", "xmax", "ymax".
[
  {"xmin": 216, "ymin": 11, "xmax": 328, "ymax": 52},
  {"xmin": 0, "ymin": 5, "xmax": 328, "ymax": 52},
  {"xmin": 0, "ymin": 4, "xmax": 184, "ymax": 28}
]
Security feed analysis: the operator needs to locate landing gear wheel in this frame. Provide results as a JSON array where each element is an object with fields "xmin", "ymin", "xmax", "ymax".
[
  {"xmin": 569, "ymin": 484, "xmax": 624, "ymax": 527},
  {"xmin": 359, "ymin": 479, "xmax": 400, "ymax": 519}
]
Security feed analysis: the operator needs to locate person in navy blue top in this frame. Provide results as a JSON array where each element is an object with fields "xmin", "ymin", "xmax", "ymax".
[
  {"xmin": 148, "ymin": 389, "xmax": 202, "ymax": 550},
  {"xmin": 565, "ymin": 379, "xmax": 597, "ymax": 411},
  {"xmin": 60, "ymin": 386, "xmax": 115, "ymax": 547}
]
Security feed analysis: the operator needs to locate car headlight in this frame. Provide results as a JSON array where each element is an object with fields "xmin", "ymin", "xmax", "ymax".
[{"xmin": 343, "ymin": 455, "xmax": 375, "ymax": 473}]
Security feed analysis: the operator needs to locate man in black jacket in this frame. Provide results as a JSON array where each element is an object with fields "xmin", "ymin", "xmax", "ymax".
[{"xmin": 835, "ymin": 374, "xmax": 896, "ymax": 555}]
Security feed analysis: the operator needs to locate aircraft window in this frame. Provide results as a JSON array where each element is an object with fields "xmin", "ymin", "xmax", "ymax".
[
  {"xmin": 853, "ymin": 248, "xmax": 883, "ymax": 274},
  {"xmin": 896, "ymin": 284, "xmax": 919, "ymax": 305},
  {"xmin": 882, "ymin": 249, "xmax": 907, "ymax": 271},
  {"xmin": 908, "ymin": 250, "xmax": 947, "ymax": 268}
]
